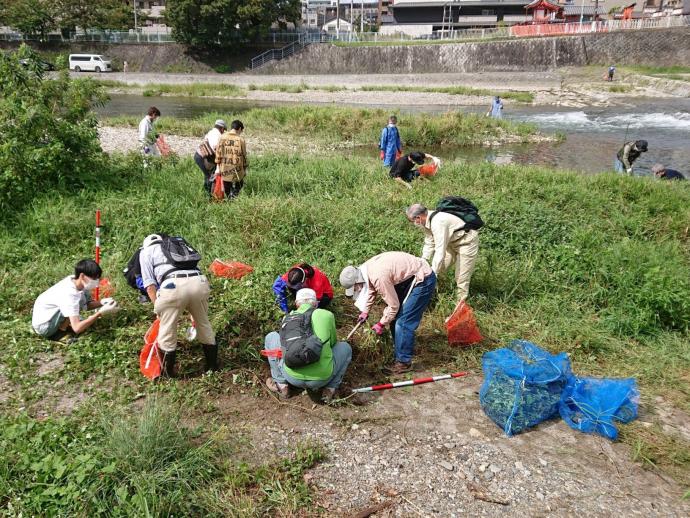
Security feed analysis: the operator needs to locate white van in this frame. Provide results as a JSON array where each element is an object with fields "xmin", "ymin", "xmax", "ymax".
[{"xmin": 69, "ymin": 54, "xmax": 112, "ymax": 73}]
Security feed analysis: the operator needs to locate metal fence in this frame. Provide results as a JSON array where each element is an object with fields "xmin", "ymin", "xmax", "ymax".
[
  {"xmin": 511, "ymin": 15, "xmax": 690, "ymax": 37},
  {"xmin": 0, "ymin": 30, "xmax": 176, "ymax": 44}
]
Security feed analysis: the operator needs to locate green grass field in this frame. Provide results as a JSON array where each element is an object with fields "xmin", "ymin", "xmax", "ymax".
[{"xmin": 1, "ymin": 149, "xmax": 689, "ymax": 513}]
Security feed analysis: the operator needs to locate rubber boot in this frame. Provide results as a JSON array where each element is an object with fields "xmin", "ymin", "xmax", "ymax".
[
  {"xmin": 202, "ymin": 343, "xmax": 219, "ymax": 372},
  {"xmin": 161, "ymin": 350, "xmax": 177, "ymax": 378}
]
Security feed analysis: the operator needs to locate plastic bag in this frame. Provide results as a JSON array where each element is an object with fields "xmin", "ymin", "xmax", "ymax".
[
  {"xmin": 211, "ymin": 175, "xmax": 225, "ymax": 200},
  {"xmin": 209, "ymin": 259, "xmax": 253, "ymax": 279},
  {"xmin": 559, "ymin": 376, "xmax": 639, "ymax": 440},
  {"xmin": 480, "ymin": 340, "xmax": 571, "ymax": 436},
  {"xmin": 139, "ymin": 319, "xmax": 161, "ymax": 380},
  {"xmin": 156, "ymin": 135, "xmax": 172, "ymax": 156},
  {"xmin": 445, "ymin": 303, "xmax": 482, "ymax": 347}
]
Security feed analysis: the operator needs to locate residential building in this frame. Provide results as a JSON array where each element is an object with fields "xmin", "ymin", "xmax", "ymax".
[{"xmin": 301, "ymin": 1, "xmax": 380, "ymax": 29}]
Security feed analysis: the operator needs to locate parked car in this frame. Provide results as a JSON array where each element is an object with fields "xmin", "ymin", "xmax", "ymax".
[
  {"xmin": 19, "ymin": 58, "xmax": 55, "ymax": 71},
  {"xmin": 68, "ymin": 54, "xmax": 112, "ymax": 73}
]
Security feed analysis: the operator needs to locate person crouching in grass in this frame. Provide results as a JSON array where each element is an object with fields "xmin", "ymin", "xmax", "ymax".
[{"xmin": 31, "ymin": 259, "xmax": 119, "ymax": 341}]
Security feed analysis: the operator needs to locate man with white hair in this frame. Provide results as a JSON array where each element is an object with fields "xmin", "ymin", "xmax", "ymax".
[
  {"xmin": 263, "ymin": 288, "xmax": 352, "ymax": 404},
  {"xmin": 194, "ymin": 119, "xmax": 227, "ymax": 195},
  {"xmin": 139, "ymin": 234, "xmax": 217, "ymax": 377},
  {"xmin": 406, "ymin": 202, "xmax": 480, "ymax": 311},
  {"xmin": 339, "ymin": 252, "xmax": 436, "ymax": 375}
]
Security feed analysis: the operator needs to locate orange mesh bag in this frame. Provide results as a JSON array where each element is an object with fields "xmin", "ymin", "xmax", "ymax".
[
  {"xmin": 139, "ymin": 319, "xmax": 162, "ymax": 380},
  {"xmin": 209, "ymin": 259, "xmax": 254, "ymax": 279},
  {"xmin": 446, "ymin": 303, "xmax": 483, "ymax": 347},
  {"xmin": 90, "ymin": 278, "xmax": 114, "ymax": 300},
  {"xmin": 211, "ymin": 175, "xmax": 225, "ymax": 200},
  {"xmin": 156, "ymin": 135, "xmax": 172, "ymax": 156},
  {"xmin": 418, "ymin": 163, "xmax": 438, "ymax": 177}
]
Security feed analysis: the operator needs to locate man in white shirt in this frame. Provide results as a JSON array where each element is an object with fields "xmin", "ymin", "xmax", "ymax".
[
  {"xmin": 31, "ymin": 259, "xmax": 119, "ymax": 340},
  {"xmin": 138, "ymin": 106, "xmax": 161, "ymax": 156},
  {"xmin": 194, "ymin": 119, "xmax": 226, "ymax": 195},
  {"xmin": 406, "ymin": 203, "xmax": 480, "ymax": 309}
]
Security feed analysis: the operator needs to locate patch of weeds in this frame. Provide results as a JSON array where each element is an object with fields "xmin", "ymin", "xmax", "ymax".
[
  {"xmin": 360, "ymin": 84, "xmax": 534, "ymax": 102},
  {"xmin": 608, "ymin": 84, "xmax": 633, "ymax": 93}
]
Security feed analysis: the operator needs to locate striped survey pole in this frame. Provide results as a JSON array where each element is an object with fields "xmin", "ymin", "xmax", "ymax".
[
  {"xmin": 351, "ymin": 372, "xmax": 469, "ymax": 393},
  {"xmin": 94, "ymin": 209, "xmax": 101, "ymax": 301}
]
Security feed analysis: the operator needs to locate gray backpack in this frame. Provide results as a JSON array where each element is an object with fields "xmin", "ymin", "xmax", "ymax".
[{"xmin": 279, "ymin": 308, "xmax": 323, "ymax": 369}]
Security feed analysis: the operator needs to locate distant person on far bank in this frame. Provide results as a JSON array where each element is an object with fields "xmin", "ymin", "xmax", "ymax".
[
  {"xmin": 615, "ymin": 139, "xmax": 647, "ymax": 175},
  {"xmin": 379, "ymin": 115, "xmax": 402, "ymax": 167},
  {"xmin": 215, "ymin": 119, "xmax": 247, "ymax": 200},
  {"xmin": 138, "ymin": 106, "xmax": 161, "ymax": 156},
  {"xmin": 194, "ymin": 119, "xmax": 227, "ymax": 195},
  {"xmin": 607, "ymin": 65, "xmax": 616, "ymax": 82},
  {"xmin": 487, "ymin": 96, "xmax": 503, "ymax": 119},
  {"xmin": 652, "ymin": 163, "xmax": 685, "ymax": 181},
  {"xmin": 389, "ymin": 151, "xmax": 439, "ymax": 190},
  {"xmin": 123, "ymin": 60, "xmax": 128, "ymax": 74}
]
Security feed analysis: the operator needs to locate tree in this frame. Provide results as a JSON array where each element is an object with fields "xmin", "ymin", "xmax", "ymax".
[
  {"xmin": 0, "ymin": 45, "xmax": 108, "ymax": 211},
  {"xmin": 4, "ymin": 0, "xmax": 57, "ymax": 41},
  {"xmin": 56, "ymin": 0, "xmax": 133, "ymax": 32},
  {"xmin": 165, "ymin": 0, "xmax": 301, "ymax": 48}
]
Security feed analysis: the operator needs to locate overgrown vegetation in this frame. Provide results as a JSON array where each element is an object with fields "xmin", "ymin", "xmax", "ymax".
[
  {"xmin": 360, "ymin": 84, "xmax": 534, "ymax": 103},
  {"xmin": 608, "ymin": 84, "xmax": 633, "ymax": 93},
  {"xmin": 141, "ymin": 83, "xmax": 245, "ymax": 98},
  {"xmin": 103, "ymin": 105, "xmax": 540, "ymax": 147},
  {"xmin": 0, "ymin": 398, "xmax": 323, "ymax": 515},
  {"xmin": 0, "ymin": 45, "xmax": 107, "ymax": 211}
]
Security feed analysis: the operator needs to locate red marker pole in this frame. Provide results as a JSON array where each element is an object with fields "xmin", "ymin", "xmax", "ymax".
[
  {"xmin": 95, "ymin": 209, "xmax": 101, "ymax": 301},
  {"xmin": 351, "ymin": 371, "xmax": 469, "ymax": 393}
]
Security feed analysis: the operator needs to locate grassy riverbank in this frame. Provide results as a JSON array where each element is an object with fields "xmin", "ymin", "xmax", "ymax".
[
  {"xmin": 102, "ymin": 105, "xmax": 541, "ymax": 147},
  {"xmin": 1, "ymin": 152, "xmax": 689, "ymax": 514},
  {"xmin": 98, "ymin": 79, "xmax": 535, "ymax": 103}
]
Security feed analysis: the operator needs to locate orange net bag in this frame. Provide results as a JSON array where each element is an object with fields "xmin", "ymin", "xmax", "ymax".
[
  {"xmin": 91, "ymin": 278, "xmax": 114, "ymax": 300},
  {"xmin": 209, "ymin": 259, "xmax": 254, "ymax": 279},
  {"xmin": 211, "ymin": 175, "xmax": 225, "ymax": 200},
  {"xmin": 156, "ymin": 135, "xmax": 172, "ymax": 156},
  {"xmin": 139, "ymin": 319, "xmax": 161, "ymax": 380},
  {"xmin": 418, "ymin": 163, "xmax": 438, "ymax": 177},
  {"xmin": 446, "ymin": 303, "xmax": 483, "ymax": 347}
]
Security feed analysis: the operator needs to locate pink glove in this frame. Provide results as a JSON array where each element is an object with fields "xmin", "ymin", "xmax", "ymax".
[
  {"xmin": 358, "ymin": 312, "xmax": 368, "ymax": 324},
  {"xmin": 372, "ymin": 322, "xmax": 385, "ymax": 335}
]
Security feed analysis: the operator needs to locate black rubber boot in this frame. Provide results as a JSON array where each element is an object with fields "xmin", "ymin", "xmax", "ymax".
[
  {"xmin": 202, "ymin": 343, "xmax": 219, "ymax": 372},
  {"xmin": 161, "ymin": 350, "xmax": 177, "ymax": 378}
]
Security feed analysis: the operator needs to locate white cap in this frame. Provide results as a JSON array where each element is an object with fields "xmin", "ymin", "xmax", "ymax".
[
  {"xmin": 142, "ymin": 234, "xmax": 162, "ymax": 248},
  {"xmin": 295, "ymin": 288, "xmax": 317, "ymax": 306},
  {"xmin": 214, "ymin": 119, "xmax": 227, "ymax": 129}
]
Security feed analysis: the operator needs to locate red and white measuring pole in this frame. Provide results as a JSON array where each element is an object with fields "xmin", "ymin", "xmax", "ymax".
[
  {"xmin": 94, "ymin": 209, "xmax": 101, "ymax": 301},
  {"xmin": 351, "ymin": 371, "xmax": 469, "ymax": 393}
]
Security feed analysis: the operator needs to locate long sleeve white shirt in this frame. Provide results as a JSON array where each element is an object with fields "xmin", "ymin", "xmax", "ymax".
[{"xmin": 421, "ymin": 210, "xmax": 467, "ymax": 273}]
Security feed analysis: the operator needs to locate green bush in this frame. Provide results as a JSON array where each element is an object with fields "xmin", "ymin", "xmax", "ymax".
[{"xmin": 0, "ymin": 45, "xmax": 108, "ymax": 211}]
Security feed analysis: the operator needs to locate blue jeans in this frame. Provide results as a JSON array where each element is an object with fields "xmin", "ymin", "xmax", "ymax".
[
  {"xmin": 390, "ymin": 272, "xmax": 437, "ymax": 364},
  {"xmin": 264, "ymin": 332, "xmax": 352, "ymax": 390},
  {"xmin": 614, "ymin": 158, "xmax": 625, "ymax": 173},
  {"xmin": 194, "ymin": 152, "xmax": 213, "ymax": 194}
]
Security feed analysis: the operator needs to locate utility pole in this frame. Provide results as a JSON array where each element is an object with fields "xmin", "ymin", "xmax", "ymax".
[
  {"xmin": 350, "ymin": 0, "xmax": 353, "ymax": 32},
  {"xmin": 337, "ymin": 0, "xmax": 340, "ymax": 36},
  {"xmin": 133, "ymin": 1, "xmax": 138, "ymax": 31},
  {"xmin": 361, "ymin": 1, "xmax": 364, "ymax": 32}
]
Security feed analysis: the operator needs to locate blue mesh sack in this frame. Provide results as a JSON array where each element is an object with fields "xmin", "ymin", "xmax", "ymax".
[
  {"xmin": 480, "ymin": 340, "xmax": 572, "ymax": 436},
  {"xmin": 559, "ymin": 376, "xmax": 639, "ymax": 440}
]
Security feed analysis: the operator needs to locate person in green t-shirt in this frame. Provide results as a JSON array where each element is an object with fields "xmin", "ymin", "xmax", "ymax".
[{"xmin": 264, "ymin": 288, "xmax": 352, "ymax": 404}]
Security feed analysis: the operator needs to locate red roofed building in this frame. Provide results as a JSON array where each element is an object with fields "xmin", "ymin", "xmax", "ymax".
[{"xmin": 524, "ymin": 0, "xmax": 564, "ymax": 23}]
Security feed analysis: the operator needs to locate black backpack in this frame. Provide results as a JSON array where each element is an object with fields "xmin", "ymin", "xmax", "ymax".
[
  {"xmin": 123, "ymin": 247, "xmax": 143, "ymax": 290},
  {"xmin": 279, "ymin": 308, "xmax": 324, "ymax": 369},
  {"xmin": 431, "ymin": 196, "xmax": 484, "ymax": 231},
  {"xmin": 151, "ymin": 235, "xmax": 202, "ymax": 281}
]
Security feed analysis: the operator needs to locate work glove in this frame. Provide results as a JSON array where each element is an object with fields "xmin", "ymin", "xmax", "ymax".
[
  {"xmin": 143, "ymin": 146, "xmax": 150, "ymax": 154},
  {"xmin": 372, "ymin": 322, "xmax": 385, "ymax": 335},
  {"xmin": 100, "ymin": 297, "xmax": 114, "ymax": 306},
  {"xmin": 98, "ymin": 299, "xmax": 119, "ymax": 316},
  {"xmin": 272, "ymin": 276, "xmax": 289, "ymax": 313},
  {"xmin": 626, "ymin": 168, "xmax": 632, "ymax": 174},
  {"xmin": 379, "ymin": 150, "xmax": 385, "ymax": 160},
  {"xmin": 357, "ymin": 312, "xmax": 368, "ymax": 324}
]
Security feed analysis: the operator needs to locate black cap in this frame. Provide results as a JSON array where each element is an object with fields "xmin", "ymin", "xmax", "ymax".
[
  {"xmin": 409, "ymin": 151, "xmax": 426, "ymax": 165},
  {"xmin": 635, "ymin": 140, "xmax": 648, "ymax": 152}
]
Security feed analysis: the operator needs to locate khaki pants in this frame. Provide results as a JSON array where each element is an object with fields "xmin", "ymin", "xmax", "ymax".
[
  {"xmin": 439, "ymin": 230, "xmax": 480, "ymax": 303},
  {"xmin": 154, "ymin": 276, "xmax": 215, "ymax": 352}
]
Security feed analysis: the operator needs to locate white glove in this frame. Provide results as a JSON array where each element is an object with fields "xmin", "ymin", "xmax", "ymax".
[
  {"xmin": 432, "ymin": 156, "xmax": 441, "ymax": 167},
  {"xmin": 626, "ymin": 168, "xmax": 632, "ymax": 174},
  {"xmin": 100, "ymin": 297, "xmax": 114, "ymax": 305},
  {"xmin": 98, "ymin": 299, "xmax": 119, "ymax": 316}
]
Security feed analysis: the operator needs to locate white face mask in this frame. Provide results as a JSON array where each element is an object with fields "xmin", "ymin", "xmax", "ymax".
[{"xmin": 84, "ymin": 277, "xmax": 99, "ymax": 290}]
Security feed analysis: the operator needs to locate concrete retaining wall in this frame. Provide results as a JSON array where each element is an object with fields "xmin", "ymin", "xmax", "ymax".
[{"xmin": 257, "ymin": 27, "xmax": 690, "ymax": 74}]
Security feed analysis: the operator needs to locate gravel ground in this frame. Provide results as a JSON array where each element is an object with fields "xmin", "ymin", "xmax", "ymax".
[{"xmin": 237, "ymin": 376, "xmax": 689, "ymax": 517}]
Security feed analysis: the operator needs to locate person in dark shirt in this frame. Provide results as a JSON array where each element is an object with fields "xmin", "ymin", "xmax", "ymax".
[
  {"xmin": 389, "ymin": 151, "xmax": 439, "ymax": 189},
  {"xmin": 652, "ymin": 163, "xmax": 685, "ymax": 181}
]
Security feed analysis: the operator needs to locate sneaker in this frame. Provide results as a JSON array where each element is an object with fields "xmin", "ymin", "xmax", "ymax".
[
  {"xmin": 321, "ymin": 387, "xmax": 337, "ymax": 405},
  {"xmin": 382, "ymin": 361, "xmax": 413, "ymax": 375},
  {"xmin": 266, "ymin": 377, "xmax": 290, "ymax": 399}
]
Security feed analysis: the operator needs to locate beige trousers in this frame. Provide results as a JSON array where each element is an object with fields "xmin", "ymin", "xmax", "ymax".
[
  {"xmin": 154, "ymin": 275, "xmax": 215, "ymax": 352},
  {"xmin": 439, "ymin": 230, "xmax": 480, "ymax": 303}
]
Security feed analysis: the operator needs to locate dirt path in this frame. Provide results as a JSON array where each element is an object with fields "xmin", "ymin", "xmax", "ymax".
[{"xmin": 214, "ymin": 374, "xmax": 689, "ymax": 516}]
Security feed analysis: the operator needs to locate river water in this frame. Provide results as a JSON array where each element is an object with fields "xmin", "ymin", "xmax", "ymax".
[{"xmin": 99, "ymin": 94, "xmax": 690, "ymax": 177}]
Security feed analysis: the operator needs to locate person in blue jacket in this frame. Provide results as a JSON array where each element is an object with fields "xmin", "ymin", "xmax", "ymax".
[
  {"xmin": 379, "ymin": 115, "xmax": 402, "ymax": 167},
  {"xmin": 487, "ymin": 96, "xmax": 503, "ymax": 119}
]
